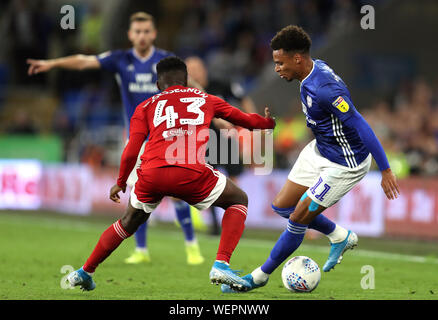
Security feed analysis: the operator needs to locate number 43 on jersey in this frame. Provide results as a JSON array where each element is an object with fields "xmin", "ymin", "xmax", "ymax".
[{"xmin": 153, "ymin": 97, "xmax": 205, "ymax": 129}]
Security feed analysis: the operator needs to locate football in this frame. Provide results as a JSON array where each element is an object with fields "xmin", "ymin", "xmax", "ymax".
[{"xmin": 281, "ymin": 256, "xmax": 321, "ymax": 293}]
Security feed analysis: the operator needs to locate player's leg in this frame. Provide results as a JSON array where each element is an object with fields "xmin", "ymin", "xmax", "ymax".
[
  {"xmin": 125, "ymin": 142, "xmax": 151, "ymax": 264},
  {"xmin": 125, "ymin": 221, "xmax": 150, "ymax": 264},
  {"xmin": 207, "ymin": 177, "xmax": 251, "ymax": 290},
  {"xmin": 184, "ymin": 164, "xmax": 249, "ymax": 290},
  {"xmin": 172, "ymin": 198, "xmax": 204, "ymax": 265},
  {"xmin": 221, "ymin": 195, "xmax": 326, "ymax": 293},
  {"xmin": 272, "ymin": 179, "xmax": 344, "ymax": 242},
  {"xmin": 208, "ymin": 206, "xmax": 221, "ymax": 235},
  {"xmin": 221, "ymin": 152, "xmax": 369, "ymax": 293},
  {"xmin": 300, "ymin": 190, "xmax": 356, "ymax": 272},
  {"xmin": 211, "ymin": 176, "xmax": 248, "ymax": 262},
  {"xmin": 301, "ymin": 154, "xmax": 371, "ymax": 272},
  {"xmin": 67, "ymin": 201, "xmax": 149, "ymax": 290},
  {"xmin": 230, "ymin": 155, "xmax": 372, "ymax": 291},
  {"xmin": 271, "ymin": 139, "xmax": 354, "ymax": 266},
  {"xmin": 271, "ymin": 179, "xmax": 306, "ymax": 218}
]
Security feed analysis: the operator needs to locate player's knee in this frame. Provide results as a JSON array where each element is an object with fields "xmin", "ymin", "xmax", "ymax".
[
  {"xmin": 271, "ymin": 203, "xmax": 295, "ymax": 219},
  {"xmin": 121, "ymin": 208, "xmax": 148, "ymax": 233},
  {"xmin": 236, "ymin": 190, "xmax": 248, "ymax": 207}
]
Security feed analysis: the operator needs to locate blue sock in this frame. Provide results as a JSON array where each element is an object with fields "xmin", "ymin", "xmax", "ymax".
[
  {"xmin": 174, "ymin": 200, "xmax": 194, "ymax": 242},
  {"xmin": 261, "ymin": 220, "xmax": 308, "ymax": 274},
  {"xmin": 308, "ymin": 214, "xmax": 336, "ymax": 235},
  {"xmin": 135, "ymin": 221, "xmax": 148, "ymax": 249}
]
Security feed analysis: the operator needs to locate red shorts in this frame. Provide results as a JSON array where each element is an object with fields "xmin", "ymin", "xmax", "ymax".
[{"xmin": 130, "ymin": 164, "xmax": 227, "ymax": 213}]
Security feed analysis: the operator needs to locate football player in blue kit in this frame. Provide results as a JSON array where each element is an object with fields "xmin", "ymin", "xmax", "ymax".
[
  {"xmin": 222, "ymin": 25, "xmax": 400, "ymax": 293},
  {"xmin": 27, "ymin": 12, "xmax": 204, "ymax": 266}
]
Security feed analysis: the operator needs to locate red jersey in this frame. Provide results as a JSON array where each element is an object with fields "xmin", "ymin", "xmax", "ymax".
[{"xmin": 117, "ymin": 85, "xmax": 275, "ymax": 188}]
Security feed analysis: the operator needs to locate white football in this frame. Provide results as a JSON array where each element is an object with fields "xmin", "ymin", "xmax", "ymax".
[{"xmin": 281, "ymin": 256, "xmax": 321, "ymax": 293}]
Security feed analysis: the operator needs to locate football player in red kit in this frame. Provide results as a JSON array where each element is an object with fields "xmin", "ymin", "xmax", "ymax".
[{"xmin": 67, "ymin": 56, "xmax": 275, "ymax": 291}]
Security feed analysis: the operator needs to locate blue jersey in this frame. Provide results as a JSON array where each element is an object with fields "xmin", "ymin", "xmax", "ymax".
[
  {"xmin": 300, "ymin": 59, "xmax": 370, "ymax": 169},
  {"xmin": 97, "ymin": 47, "xmax": 172, "ymax": 133}
]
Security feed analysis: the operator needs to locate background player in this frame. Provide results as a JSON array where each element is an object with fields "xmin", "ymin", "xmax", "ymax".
[
  {"xmin": 26, "ymin": 12, "xmax": 204, "ymax": 266},
  {"xmin": 66, "ymin": 56, "xmax": 276, "ymax": 291},
  {"xmin": 221, "ymin": 25, "xmax": 400, "ymax": 293}
]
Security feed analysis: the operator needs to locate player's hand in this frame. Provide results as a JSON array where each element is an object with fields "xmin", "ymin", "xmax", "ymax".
[
  {"xmin": 264, "ymin": 106, "xmax": 276, "ymax": 131},
  {"xmin": 27, "ymin": 59, "xmax": 53, "ymax": 75},
  {"xmin": 109, "ymin": 184, "xmax": 126, "ymax": 203},
  {"xmin": 264, "ymin": 106, "xmax": 276, "ymax": 120},
  {"xmin": 381, "ymin": 168, "xmax": 400, "ymax": 200}
]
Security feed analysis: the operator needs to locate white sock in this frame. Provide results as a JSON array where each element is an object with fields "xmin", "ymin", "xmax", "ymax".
[
  {"xmin": 327, "ymin": 225, "xmax": 349, "ymax": 243},
  {"xmin": 251, "ymin": 267, "xmax": 269, "ymax": 284},
  {"xmin": 82, "ymin": 267, "xmax": 94, "ymax": 276},
  {"xmin": 135, "ymin": 247, "xmax": 148, "ymax": 253},
  {"xmin": 185, "ymin": 239, "xmax": 198, "ymax": 246}
]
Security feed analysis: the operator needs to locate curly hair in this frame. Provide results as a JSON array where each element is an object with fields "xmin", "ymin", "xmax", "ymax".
[{"xmin": 270, "ymin": 25, "xmax": 311, "ymax": 54}]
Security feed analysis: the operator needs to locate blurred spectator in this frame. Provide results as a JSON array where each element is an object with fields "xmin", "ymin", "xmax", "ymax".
[
  {"xmin": 5, "ymin": 0, "xmax": 53, "ymax": 85},
  {"xmin": 363, "ymin": 78, "xmax": 438, "ymax": 177},
  {"xmin": 79, "ymin": 5, "xmax": 104, "ymax": 54},
  {"xmin": 171, "ymin": 0, "xmax": 365, "ymax": 86},
  {"xmin": 272, "ymin": 102, "xmax": 310, "ymax": 169},
  {"xmin": 6, "ymin": 109, "xmax": 37, "ymax": 134}
]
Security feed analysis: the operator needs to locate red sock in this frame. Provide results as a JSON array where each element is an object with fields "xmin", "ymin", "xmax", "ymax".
[
  {"xmin": 83, "ymin": 220, "xmax": 131, "ymax": 273},
  {"xmin": 216, "ymin": 204, "xmax": 248, "ymax": 263}
]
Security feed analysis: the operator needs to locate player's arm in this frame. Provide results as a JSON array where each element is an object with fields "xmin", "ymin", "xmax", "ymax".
[
  {"xmin": 345, "ymin": 112, "xmax": 400, "ymax": 199},
  {"xmin": 213, "ymin": 96, "xmax": 275, "ymax": 130},
  {"xmin": 27, "ymin": 54, "xmax": 100, "ymax": 75},
  {"xmin": 110, "ymin": 109, "xmax": 149, "ymax": 203},
  {"xmin": 318, "ymin": 84, "xmax": 400, "ymax": 200}
]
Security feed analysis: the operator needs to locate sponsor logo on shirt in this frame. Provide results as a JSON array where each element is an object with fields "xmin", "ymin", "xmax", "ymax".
[
  {"xmin": 162, "ymin": 128, "xmax": 194, "ymax": 139},
  {"xmin": 332, "ymin": 96, "xmax": 349, "ymax": 113},
  {"xmin": 129, "ymin": 73, "xmax": 157, "ymax": 93}
]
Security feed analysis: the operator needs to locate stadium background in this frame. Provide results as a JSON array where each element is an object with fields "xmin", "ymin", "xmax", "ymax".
[{"xmin": 0, "ymin": 0, "xmax": 437, "ymax": 300}]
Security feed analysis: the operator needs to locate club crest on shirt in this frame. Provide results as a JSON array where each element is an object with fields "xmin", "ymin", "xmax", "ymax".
[{"xmin": 332, "ymin": 96, "xmax": 349, "ymax": 113}]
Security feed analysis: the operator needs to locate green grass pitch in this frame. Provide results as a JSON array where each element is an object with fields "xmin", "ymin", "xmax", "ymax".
[{"xmin": 0, "ymin": 210, "xmax": 437, "ymax": 300}]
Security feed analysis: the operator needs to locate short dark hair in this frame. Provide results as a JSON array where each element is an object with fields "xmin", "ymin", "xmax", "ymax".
[
  {"xmin": 270, "ymin": 25, "xmax": 311, "ymax": 54},
  {"xmin": 129, "ymin": 12, "xmax": 155, "ymax": 26},
  {"xmin": 157, "ymin": 56, "xmax": 187, "ymax": 77},
  {"xmin": 156, "ymin": 56, "xmax": 188, "ymax": 88}
]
